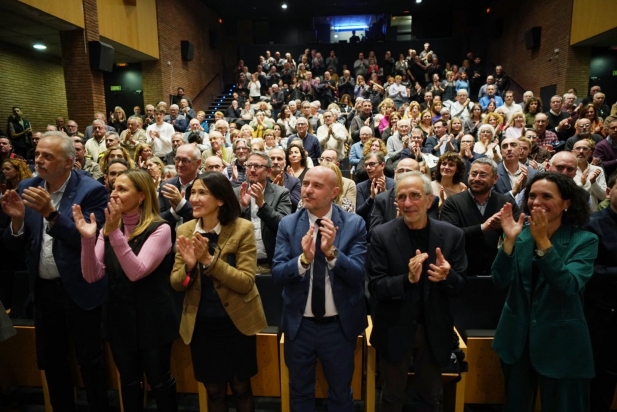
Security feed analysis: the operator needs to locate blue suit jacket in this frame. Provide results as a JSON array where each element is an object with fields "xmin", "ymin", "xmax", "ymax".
[
  {"xmin": 272, "ymin": 205, "xmax": 368, "ymax": 341},
  {"xmin": 493, "ymin": 162, "xmax": 537, "ymax": 196},
  {"xmin": 3, "ymin": 171, "xmax": 108, "ymax": 310}
]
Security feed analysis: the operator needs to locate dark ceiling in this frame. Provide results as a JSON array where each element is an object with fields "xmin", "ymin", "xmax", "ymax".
[{"xmin": 201, "ymin": 0, "xmax": 492, "ymax": 21}]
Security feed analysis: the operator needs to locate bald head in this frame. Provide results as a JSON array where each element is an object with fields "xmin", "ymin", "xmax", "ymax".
[
  {"xmin": 395, "ymin": 158, "xmax": 419, "ymax": 179},
  {"xmin": 548, "ymin": 151, "xmax": 578, "ymax": 178}
]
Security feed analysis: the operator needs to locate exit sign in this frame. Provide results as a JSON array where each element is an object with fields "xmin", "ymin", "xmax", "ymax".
[
  {"xmin": 110, "ymin": 85, "xmax": 122, "ymax": 91},
  {"xmin": 613, "ymin": 70, "xmax": 617, "ymax": 76}
]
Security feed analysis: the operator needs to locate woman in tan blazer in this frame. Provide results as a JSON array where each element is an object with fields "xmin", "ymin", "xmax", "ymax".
[{"xmin": 170, "ymin": 172, "xmax": 266, "ymax": 412}]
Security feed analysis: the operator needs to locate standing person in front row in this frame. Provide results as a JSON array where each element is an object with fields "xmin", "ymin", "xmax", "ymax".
[
  {"xmin": 368, "ymin": 171, "xmax": 467, "ymax": 412},
  {"xmin": 171, "ymin": 172, "xmax": 267, "ymax": 412},
  {"xmin": 492, "ymin": 172, "xmax": 598, "ymax": 412},
  {"xmin": 74, "ymin": 169, "xmax": 179, "ymax": 411},
  {"xmin": 272, "ymin": 166, "xmax": 367, "ymax": 412},
  {"xmin": 1, "ymin": 132, "xmax": 110, "ymax": 411}
]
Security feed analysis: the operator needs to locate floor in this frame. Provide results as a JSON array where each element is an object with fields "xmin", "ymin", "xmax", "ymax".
[{"xmin": 0, "ymin": 387, "xmax": 503, "ymax": 412}]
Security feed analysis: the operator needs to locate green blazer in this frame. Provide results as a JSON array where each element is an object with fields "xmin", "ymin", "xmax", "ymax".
[{"xmin": 491, "ymin": 224, "xmax": 598, "ymax": 379}]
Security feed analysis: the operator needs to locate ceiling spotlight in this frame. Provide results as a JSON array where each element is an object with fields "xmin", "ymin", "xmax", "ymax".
[
  {"xmin": 33, "ymin": 43, "xmax": 46, "ymax": 50},
  {"xmin": 281, "ymin": 3, "xmax": 287, "ymax": 8},
  {"xmin": 415, "ymin": 0, "xmax": 422, "ymax": 3}
]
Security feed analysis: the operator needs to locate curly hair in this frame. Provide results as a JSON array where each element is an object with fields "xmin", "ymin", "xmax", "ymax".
[
  {"xmin": 524, "ymin": 97, "xmax": 543, "ymax": 114},
  {"xmin": 434, "ymin": 152, "xmax": 465, "ymax": 184},
  {"xmin": 2, "ymin": 158, "xmax": 32, "ymax": 189},
  {"xmin": 363, "ymin": 137, "xmax": 387, "ymax": 157},
  {"xmin": 285, "ymin": 141, "xmax": 308, "ymax": 168},
  {"xmin": 522, "ymin": 172, "xmax": 591, "ymax": 226},
  {"xmin": 100, "ymin": 146, "xmax": 135, "ymax": 170},
  {"xmin": 484, "ymin": 112, "xmax": 504, "ymax": 127}
]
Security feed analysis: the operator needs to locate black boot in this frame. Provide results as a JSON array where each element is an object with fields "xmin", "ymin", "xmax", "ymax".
[
  {"xmin": 121, "ymin": 381, "xmax": 145, "ymax": 412},
  {"xmin": 150, "ymin": 376, "xmax": 178, "ymax": 412}
]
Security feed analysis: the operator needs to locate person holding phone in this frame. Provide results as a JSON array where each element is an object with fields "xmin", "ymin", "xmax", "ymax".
[{"xmin": 171, "ymin": 172, "xmax": 267, "ymax": 412}]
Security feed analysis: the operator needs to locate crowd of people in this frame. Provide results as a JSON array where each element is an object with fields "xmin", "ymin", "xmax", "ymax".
[{"xmin": 1, "ymin": 44, "xmax": 617, "ymax": 412}]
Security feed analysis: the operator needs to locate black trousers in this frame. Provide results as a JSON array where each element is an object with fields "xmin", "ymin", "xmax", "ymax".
[
  {"xmin": 110, "ymin": 341, "xmax": 174, "ymax": 388},
  {"xmin": 34, "ymin": 278, "xmax": 108, "ymax": 411}
]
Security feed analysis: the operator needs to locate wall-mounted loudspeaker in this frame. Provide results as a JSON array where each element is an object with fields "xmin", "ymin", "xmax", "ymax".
[
  {"xmin": 525, "ymin": 27, "xmax": 541, "ymax": 50},
  {"xmin": 181, "ymin": 40, "xmax": 194, "ymax": 61},
  {"xmin": 88, "ymin": 41, "xmax": 114, "ymax": 72}
]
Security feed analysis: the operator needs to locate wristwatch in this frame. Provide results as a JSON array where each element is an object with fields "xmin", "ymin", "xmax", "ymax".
[
  {"xmin": 326, "ymin": 246, "xmax": 339, "ymax": 261},
  {"xmin": 45, "ymin": 210, "xmax": 59, "ymax": 222},
  {"xmin": 535, "ymin": 246, "xmax": 553, "ymax": 257},
  {"xmin": 300, "ymin": 253, "xmax": 310, "ymax": 268}
]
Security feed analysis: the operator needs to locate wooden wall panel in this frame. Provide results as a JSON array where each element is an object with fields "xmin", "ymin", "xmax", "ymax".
[
  {"xmin": 97, "ymin": 0, "xmax": 159, "ymax": 59},
  {"xmin": 18, "ymin": 0, "xmax": 85, "ymax": 28},
  {"xmin": 571, "ymin": 0, "xmax": 615, "ymax": 45}
]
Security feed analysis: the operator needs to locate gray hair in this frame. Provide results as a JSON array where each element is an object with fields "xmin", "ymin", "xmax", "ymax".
[
  {"xmin": 92, "ymin": 119, "xmax": 105, "ymax": 127},
  {"xmin": 42, "ymin": 131, "xmax": 76, "ymax": 162},
  {"xmin": 170, "ymin": 104, "xmax": 179, "ymax": 110},
  {"xmin": 179, "ymin": 143, "xmax": 201, "ymax": 160},
  {"xmin": 233, "ymin": 138, "xmax": 249, "ymax": 151},
  {"xmin": 364, "ymin": 152, "xmax": 385, "ymax": 163},
  {"xmin": 247, "ymin": 151, "xmax": 272, "ymax": 168},
  {"xmin": 360, "ymin": 126, "xmax": 373, "ymax": 136},
  {"xmin": 471, "ymin": 157, "xmax": 498, "ymax": 175},
  {"xmin": 478, "ymin": 124, "xmax": 496, "ymax": 139},
  {"xmin": 163, "ymin": 165, "xmax": 177, "ymax": 177},
  {"xmin": 105, "ymin": 131, "xmax": 119, "ymax": 140},
  {"xmin": 395, "ymin": 171, "xmax": 432, "ymax": 196},
  {"xmin": 215, "ymin": 119, "xmax": 229, "ymax": 129}
]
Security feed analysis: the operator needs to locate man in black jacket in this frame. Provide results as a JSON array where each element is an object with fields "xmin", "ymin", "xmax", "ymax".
[{"xmin": 440, "ymin": 158, "xmax": 519, "ymax": 276}]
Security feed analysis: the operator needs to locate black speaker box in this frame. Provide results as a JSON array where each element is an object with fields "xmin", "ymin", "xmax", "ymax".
[
  {"xmin": 525, "ymin": 27, "xmax": 541, "ymax": 50},
  {"xmin": 209, "ymin": 31, "xmax": 218, "ymax": 49},
  {"xmin": 181, "ymin": 40, "xmax": 194, "ymax": 61},
  {"xmin": 88, "ymin": 41, "xmax": 114, "ymax": 73}
]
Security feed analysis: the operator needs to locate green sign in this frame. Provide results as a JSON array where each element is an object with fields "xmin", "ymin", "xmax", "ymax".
[
  {"xmin": 613, "ymin": 70, "xmax": 617, "ymax": 76},
  {"xmin": 110, "ymin": 85, "xmax": 122, "ymax": 91}
]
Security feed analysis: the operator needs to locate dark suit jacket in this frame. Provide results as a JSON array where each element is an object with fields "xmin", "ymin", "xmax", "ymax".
[
  {"xmin": 440, "ymin": 190, "xmax": 519, "ymax": 276},
  {"xmin": 235, "ymin": 181, "xmax": 292, "ymax": 264},
  {"xmin": 281, "ymin": 172, "xmax": 301, "ymax": 212},
  {"xmin": 370, "ymin": 188, "xmax": 439, "ymax": 236},
  {"xmin": 493, "ymin": 162, "xmax": 537, "ymax": 195},
  {"xmin": 423, "ymin": 135, "xmax": 459, "ymax": 155},
  {"xmin": 368, "ymin": 218, "xmax": 467, "ymax": 365},
  {"xmin": 158, "ymin": 176, "xmax": 196, "ymax": 235},
  {"xmin": 356, "ymin": 176, "xmax": 395, "ymax": 229},
  {"xmin": 3, "ymin": 171, "xmax": 108, "ymax": 310},
  {"xmin": 272, "ymin": 206, "xmax": 368, "ymax": 341}
]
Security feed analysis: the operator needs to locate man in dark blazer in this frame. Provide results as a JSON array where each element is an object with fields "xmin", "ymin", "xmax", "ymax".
[
  {"xmin": 268, "ymin": 148, "xmax": 301, "ymax": 212},
  {"xmin": 368, "ymin": 171, "xmax": 467, "ymax": 412},
  {"xmin": 158, "ymin": 144, "xmax": 201, "ymax": 233},
  {"xmin": 441, "ymin": 158, "xmax": 520, "ymax": 277},
  {"xmin": 1, "ymin": 132, "xmax": 109, "ymax": 410},
  {"xmin": 236, "ymin": 151, "xmax": 291, "ymax": 273},
  {"xmin": 493, "ymin": 137, "xmax": 537, "ymax": 198},
  {"xmin": 272, "ymin": 166, "xmax": 367, "ymax": 412},
  {"xmin": 370, "ymin": 158, "xmax": 439, "ymax": 236},
  {"xmin": 356, "ymin": 152, "xmax": 395, "ymax": 230}
]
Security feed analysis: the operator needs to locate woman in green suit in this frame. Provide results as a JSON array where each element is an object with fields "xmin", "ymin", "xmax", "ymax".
[{"xmin": 492, "ymin": 172, "xmax": 598, "ymax": 412}]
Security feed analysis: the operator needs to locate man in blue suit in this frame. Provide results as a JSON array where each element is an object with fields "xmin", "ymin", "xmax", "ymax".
[
  {"xmin": 494, "ymin": 136, "xmax": 537, "ymax": 198},
  {"xmin": 1, "ymin": 132, "xmax": 109, "ymax": 411},
  {"xmin": 272, "ymin": 166, "xmax": 367, "ymax": 412}
]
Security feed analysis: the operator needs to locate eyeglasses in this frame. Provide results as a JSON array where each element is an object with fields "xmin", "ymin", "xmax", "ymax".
[
  {"xmin": 365, "ymin": 162, "xmax": 382, "ymax": 168},
  {"xmin": 319, "ymin": 157, "xmax": 335, "ymax": 162},
  {"xmin": 297, "ymin": 123, "xmax": 308, "ymax": 127},
  {"xmin": 245, "ymin": 163, "xmax": 268, "ymax": 170},
  {"xmin": 174, "ymin": 157, "xmax": 195, "ymax": 164},
  {"xmin": 578, "ymin": 124, "xmax": 591, "ymax": 129},
  {"xmin": 397, "ymin": 192, "xmax": 424, "ymax": 201}
]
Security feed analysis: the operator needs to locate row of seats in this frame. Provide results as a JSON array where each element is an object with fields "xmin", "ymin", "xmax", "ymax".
[{"xmin": 5, "ymin": 275, "xmax": 614, "ymax": 410}]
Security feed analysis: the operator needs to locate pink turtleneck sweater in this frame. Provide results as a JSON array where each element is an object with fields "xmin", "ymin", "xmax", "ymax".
[{"xmin": 81, "ymin": 212, "xmax": 172, "ymax": 283}]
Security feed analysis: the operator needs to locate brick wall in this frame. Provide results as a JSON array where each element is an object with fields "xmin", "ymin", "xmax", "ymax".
[
  {"xmin": 142, "ymin": 0, "xmax": 224, "ymax": 113},
  {"xmin": 486, "ymin": 0, "xmax": 591, "ymax": 98},
  {"xmin": 0, "ymin": 43, "xmax": 68, "ymax": 134}
]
